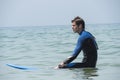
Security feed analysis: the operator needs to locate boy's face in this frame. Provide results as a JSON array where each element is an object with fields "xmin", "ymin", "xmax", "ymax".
[{"xmin": 72, "ymin": 22, "xmax": 82, "ymax": 33}]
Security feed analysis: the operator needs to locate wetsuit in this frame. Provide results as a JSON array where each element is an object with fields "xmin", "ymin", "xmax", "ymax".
[{"xmin": 62, "ymin": 30, "xmax": 98, "ymax": 68}]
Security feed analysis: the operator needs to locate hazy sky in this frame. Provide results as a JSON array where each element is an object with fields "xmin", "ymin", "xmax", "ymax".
[{"xmin": 0, "ymin": 0, "xmax": 120, "ymax": 27}]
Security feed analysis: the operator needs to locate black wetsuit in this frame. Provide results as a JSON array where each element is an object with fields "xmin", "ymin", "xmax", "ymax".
[{"xmin": 62, "ymin": 30, "xmax": 98, "ymax": 68}]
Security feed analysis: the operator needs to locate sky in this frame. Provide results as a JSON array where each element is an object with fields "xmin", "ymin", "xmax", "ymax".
[{"xmin": 0, "ymin": 0, "xmax": 120, "ymax": 27}]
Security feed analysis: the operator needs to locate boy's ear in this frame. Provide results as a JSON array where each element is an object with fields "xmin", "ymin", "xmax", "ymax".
[{"xmin": 78, "ymin": 24, "xmax": 82, "ymax": 28}]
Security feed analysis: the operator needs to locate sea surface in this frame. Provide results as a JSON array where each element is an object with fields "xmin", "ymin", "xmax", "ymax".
[{"xmin": 0, "ymin": 24, "xmax": 120, "ymax": 80}]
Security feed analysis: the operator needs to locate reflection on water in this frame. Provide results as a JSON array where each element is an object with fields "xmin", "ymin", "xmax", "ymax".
[
  {"xmin": 69, "ymin": 68, "xmax": 98, "ymax": 80},
  {"xmin": 82, "ymin": 68, "xmax": 98, "ymax": 80}
]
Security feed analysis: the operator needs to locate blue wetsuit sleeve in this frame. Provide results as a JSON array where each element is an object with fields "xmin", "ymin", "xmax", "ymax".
[
  {"xmin": 72, "ymin": 37, "xmax": 83, "ymax": 57},
  {"xmin": 63, "ymin": 37, "xmax": 83, "ymax": 64}
]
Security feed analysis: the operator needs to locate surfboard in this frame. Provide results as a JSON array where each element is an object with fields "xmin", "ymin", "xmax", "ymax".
[{"xmin": 6, "ymin": 64, "xmax": 36, "ymax": 70}]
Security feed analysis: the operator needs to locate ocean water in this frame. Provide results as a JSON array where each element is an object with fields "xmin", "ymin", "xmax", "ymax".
[{"xmin": 0, "ymin": 24, "xmax": 120, "ymax": 80}]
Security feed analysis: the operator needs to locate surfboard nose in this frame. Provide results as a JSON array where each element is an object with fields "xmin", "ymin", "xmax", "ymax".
[{"xmin": 6, "ymin": 64, "xmax": 37, "ymax": 70}]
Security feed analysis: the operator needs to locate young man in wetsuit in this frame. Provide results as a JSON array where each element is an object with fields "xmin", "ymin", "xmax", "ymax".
[{"xmin": 56, "ymin": 16, "xmax": 98, "ymax": 68}]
